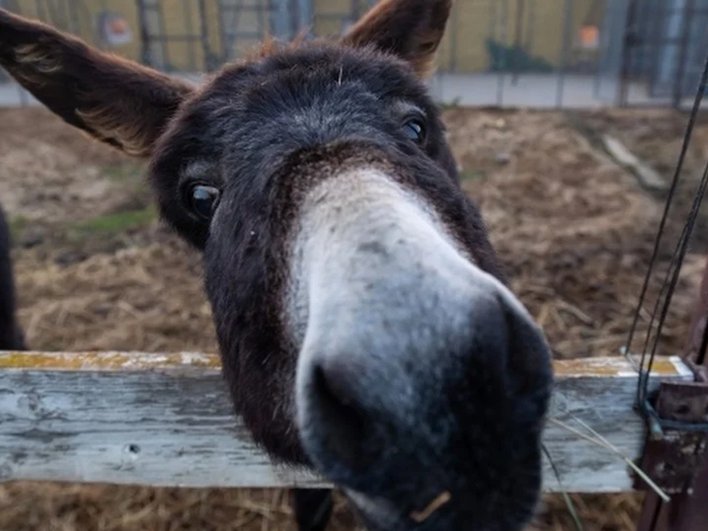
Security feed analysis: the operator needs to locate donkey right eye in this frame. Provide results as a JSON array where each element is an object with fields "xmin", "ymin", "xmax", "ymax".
[
  {"xmin": 402, "ymin": 118, "xmax": 426, "ymax": 144},
  {"xmin": 188, "ymin": 184, "xmax": 221, "ymax": 220}
]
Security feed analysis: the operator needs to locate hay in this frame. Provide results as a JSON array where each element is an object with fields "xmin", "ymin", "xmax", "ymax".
[
  {"xmin": 1, "ymin": 106, "xmax": 706, "ymax": 530},
  {"xmin": 447, "ymin": 109, "xmax": 705, "ymax": 361}
]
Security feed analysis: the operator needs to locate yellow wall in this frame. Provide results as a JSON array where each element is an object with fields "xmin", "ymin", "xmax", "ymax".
[
  {"xmin": 14, "ymin": 0, "xmax": 270, "ymax": 71},
  {"xmin": 313, "ymin": 0, "xmax": 352, "ymax": 36},
  {"xmin": 16, "ymin": 1, "xmax": 142, "ymax": 64},
  {"xmin": 101, "ymin": 0, "xmax": 142, "ymax": 61},
  {"xmin": 311, "ymin": 0, "xmax": 602, "ymax": 73},
  {"xmin": 18, "ymin": 0, "xmax": 602, "ymax": 73},
  {"xmin": 439, "ymin": 0, "xmax": 601, "ymax": 72}
]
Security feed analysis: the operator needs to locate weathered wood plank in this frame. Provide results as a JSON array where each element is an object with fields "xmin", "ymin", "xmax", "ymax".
[{"xmin": 0, "ymin": 352, "xmax": 692, "ymax": 491}]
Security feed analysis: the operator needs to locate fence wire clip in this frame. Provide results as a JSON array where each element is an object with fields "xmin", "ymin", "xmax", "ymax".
[{"xmin": 635, "ymin": 379, "xmax": 708, "ymax": 495}]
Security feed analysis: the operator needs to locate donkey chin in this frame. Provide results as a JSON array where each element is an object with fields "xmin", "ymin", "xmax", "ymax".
[{"xmin": 289, "ymin": 165, "xmax": 552, "ymax": 530}]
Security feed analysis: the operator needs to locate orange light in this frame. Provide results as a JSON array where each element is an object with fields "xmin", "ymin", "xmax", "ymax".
[
  {"xmin": 109, "ymin": 18, "xmax": 128, "ymax": 35},
  {"xmin": 579, "ymin": 25, "xmax": 600, "ymax": 49}
]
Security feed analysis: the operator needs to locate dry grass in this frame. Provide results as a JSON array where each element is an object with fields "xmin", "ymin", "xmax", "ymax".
[
  {"xmin": 447, "ymin": 108, "xmax": 706, "ymax": 361},
  {"xmin": 0, "ymin": 106, "xmax": 707, "ymax": 530}
]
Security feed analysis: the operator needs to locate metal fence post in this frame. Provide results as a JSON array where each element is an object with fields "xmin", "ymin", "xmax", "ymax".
[
  {"xmin": 672, "ymin": 0, "xmax": 696, "ymax": 108},
  {"xmin": 636, "ymin": 258, "xmax": 708, "ymax": 531},
  {"xmin": 270, "ymin": 0, "xmax": 292, "ymax": 40},
  {"xmin": 556, "ymin": 0, "xmax": 574, "ymax": 108},
  {"xmin": 197, "ymin": 0, "xmax": 215, "ymax": 72},
  {"xmin": 135, "ymin": 0, "xmax": 153, "ymax": 67},
  {"xmin": 619, "ymin": 0, "xmax": 639, "ymax": 106},
  {"xmin": 289, "ymin": 0, "xmax": 312, "ymax": 37}
]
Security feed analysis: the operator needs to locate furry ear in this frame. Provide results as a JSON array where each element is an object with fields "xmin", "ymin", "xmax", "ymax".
[
  {"xmin": 0, "ymin": 8, "xmax": 193, "ymax": 157},
  {"xmin": 342, "ymin": 0, "xmax": 452, "ymax": 77}
]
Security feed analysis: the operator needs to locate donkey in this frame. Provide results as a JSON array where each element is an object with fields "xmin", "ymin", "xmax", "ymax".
[
  {"xmin": 0, "ymin": 2, "xmax": 552, "ymax": 529},
  {"xmin": 0, "ymin": 203, "xmax": 25, "ymax": 351}
]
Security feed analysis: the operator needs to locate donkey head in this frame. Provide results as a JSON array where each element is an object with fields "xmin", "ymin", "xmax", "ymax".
[{"xmin": 0, "ymin": 2, "xmax": 552, "ymax": 529}]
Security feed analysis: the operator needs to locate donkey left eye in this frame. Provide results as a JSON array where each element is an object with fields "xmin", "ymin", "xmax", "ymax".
[
  {"xmin": 402, "ymin": 119, "xmax": 426, "ymax": 144},
  {"xmin": 189, "ymin": 184, "xmax": 221, "ymax": 220}
]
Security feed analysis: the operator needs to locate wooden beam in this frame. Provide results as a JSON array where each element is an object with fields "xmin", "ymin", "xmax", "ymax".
[{"xmin": 0, "ymin": 352, "xmax": 693, "ymax": 491}]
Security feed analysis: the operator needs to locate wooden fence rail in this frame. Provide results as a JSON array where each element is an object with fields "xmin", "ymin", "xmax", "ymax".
[{"xmin": 0, "ymin": 351, "xmax": 693, "ymax": 491}]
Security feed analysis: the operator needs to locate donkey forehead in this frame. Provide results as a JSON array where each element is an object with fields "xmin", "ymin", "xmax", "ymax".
[
  {"xmin": 212, "ymin": 44, "xmax": 429, "ymax": 101},
  {"xmin": 180, "ymin": 45, "xmax": 435, "ymax": 143}
]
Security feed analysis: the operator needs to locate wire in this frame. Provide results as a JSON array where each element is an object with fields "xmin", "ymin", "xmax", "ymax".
[
  {"xmin": 624, "ymin": 54, "xmax": 708, "ymax": 405},
  {"xmin": 624, "ymin": 54, "xmax": 708, "ymax": 368},
  {"xmin": 642, "ymin": 159, "xmax": 708, "ymax": 395}
]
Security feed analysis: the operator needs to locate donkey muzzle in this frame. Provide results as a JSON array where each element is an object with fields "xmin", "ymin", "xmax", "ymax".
[{"xmin": 289, "ymin": 166, "xmax": 552, "ymax": 530}]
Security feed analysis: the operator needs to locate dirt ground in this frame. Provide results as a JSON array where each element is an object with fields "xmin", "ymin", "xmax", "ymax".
[{"xmin": 0, "ymin": 106, "xmax": 707, "ymax": 531}]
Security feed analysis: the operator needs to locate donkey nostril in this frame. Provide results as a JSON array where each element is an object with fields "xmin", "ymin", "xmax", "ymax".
[
  {"xmin": 310, "ymin": 362, "xmax": 369, "ymax": 467},
  {"xmin": 312, "ymin": 363, "xmax": 364, "ymax": 425},
  {"xmin": 313, "ymin": 362, "xmax": 357, "ymax": 407}
]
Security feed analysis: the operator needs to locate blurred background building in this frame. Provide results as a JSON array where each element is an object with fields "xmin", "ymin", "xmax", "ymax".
[{"xmin": 1, "ymin": 0, "xmax": 707, "ymax": 108}]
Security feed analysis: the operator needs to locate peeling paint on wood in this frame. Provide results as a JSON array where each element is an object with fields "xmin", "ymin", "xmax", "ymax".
[
  {"xmin": 0, "ymin": 351, "xmax": 221, "ymax": 371},
  {"xmin": 0, "ymin": 352, "xmax": 693, "ymax": 491},
  {"xmin": 0, "ymin": 351, "xmax": 689, "ymax": 377},
  {"xmin": 552, "ymin": 355, "xmax": 691, "ymax": 378}
]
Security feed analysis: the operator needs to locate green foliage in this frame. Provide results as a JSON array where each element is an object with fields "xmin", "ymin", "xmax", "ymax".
[
  {"xmin": 440, "ymin": 97, "xmax": 463, "ymax": 111},
  {"xmin": 460, "ymin": 170, "xmax": 488, "ymax": 182},
  {"xmin": 71, "ymin": 206, "xmax": 157, "ymax": 236},
  {"xmin": 102, "ymin": 161, "xmax": 146, "ymax": 182},
  {"xmin": 8, "ymin": 214, "xmax": 28, "ymax": 242}
]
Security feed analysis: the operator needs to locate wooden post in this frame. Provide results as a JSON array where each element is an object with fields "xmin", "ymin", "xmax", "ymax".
[{"xmin": 683, "ymin": 259, "xmax": 708, "ymax": 370}]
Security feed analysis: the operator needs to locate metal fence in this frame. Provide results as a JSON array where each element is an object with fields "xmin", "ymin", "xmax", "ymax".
[
  {"xmin": 1, "ymin": 0, "xmax": 707, "ymax": 109},
  {"xmin": 623, "ymin": 0, "xmax": 708, "ymax": 106}
]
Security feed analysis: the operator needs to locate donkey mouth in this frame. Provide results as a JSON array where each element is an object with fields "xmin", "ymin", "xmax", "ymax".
[{"xmin": 344, "ymin": 484, "xmax": 543, "ymax": 531}]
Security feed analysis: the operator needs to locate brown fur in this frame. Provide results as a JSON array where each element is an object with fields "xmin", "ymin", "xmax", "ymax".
[
  {"xmin": 343, "ymin": 0, "xmax": 452, "ymax": 77},
  {"xmin": 0, "ymin": 8, "xmax": 192, "ymax": 157}
]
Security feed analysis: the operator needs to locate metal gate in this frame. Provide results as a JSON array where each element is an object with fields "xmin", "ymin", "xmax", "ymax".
[
  {"xmin": 2, "ymin": 0, "xmax": 707, "ymax": 108},
  {"xmin": 621, "ymin": 0, "xmax": 708, "ymax": 106},
  {"xmin": 135, "ymin": 0, "xmax": 378, "ymax": 73},
  {"xmin": 136, "ymin": 0, "xmax": 280, "ymax": 72}
]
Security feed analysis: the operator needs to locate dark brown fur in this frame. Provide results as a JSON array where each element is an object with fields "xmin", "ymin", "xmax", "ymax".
[
  {"xmin": 0, "ymin": 204, "xmax": 25, "ymax": 350},
  {"xmin": 343, "ymin": 0, "xmax": 452, "ymax": 76},
  {"xmin": 0, "ymin": 8, "xmax": 191, "ymax": 156}
]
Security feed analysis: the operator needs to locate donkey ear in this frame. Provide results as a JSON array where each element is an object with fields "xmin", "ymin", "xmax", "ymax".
[
  {"xmin": 0, "ymin": 9, "xmax": 193, "ymax": 157},
  {"xmin": 342, "ymin": 0, "xmax": 452, "ymax": 77}
]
